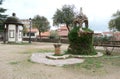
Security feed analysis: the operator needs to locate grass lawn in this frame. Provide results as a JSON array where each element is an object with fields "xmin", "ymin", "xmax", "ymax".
[{"xmin": 63, "ymin": 49, "xmax": 120, "ymax": 75}]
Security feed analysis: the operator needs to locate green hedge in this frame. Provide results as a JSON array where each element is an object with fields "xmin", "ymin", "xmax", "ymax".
[{"xmin": 67, "ymin": 27, "xmax": 96, "ymax": 55}]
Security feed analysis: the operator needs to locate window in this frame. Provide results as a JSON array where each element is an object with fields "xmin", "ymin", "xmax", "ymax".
[
  {"xmin": 9, "ymin": 30, "xmax": 14, "ymax": 38},
  {"xmin": 31, "ymin": 33, "xmax": 35, "ymax": 36},
  {"xmin": 23, "ymin": 33, "xmax": 26, "ymax": 36},
  {"xmin": 27, "ymin": 32, "xmax": 35, "ymax": 36},
  {"xmin": 27, "ymin": 33, "xmax": 29, "ymax": 36}
]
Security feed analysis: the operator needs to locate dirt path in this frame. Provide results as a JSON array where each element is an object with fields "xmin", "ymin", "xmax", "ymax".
[{"xmin": 0, "ymin": 42, "xmax": 120, "ymax": 79}]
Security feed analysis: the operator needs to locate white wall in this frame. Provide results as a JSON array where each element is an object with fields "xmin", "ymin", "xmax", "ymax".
[
  {"xmin": 17, "ymin": 26, "xmax": 23, "ymax": 42},
  {"xmin": 8, "ymin": 24, "xmax": 23, "ymax": 42},
  {"xmin": 8, "ymin": 24, "xmax": 16, "ymax": 42},
  {"xmin": 23, "ymin": 32, "xmax": 39, "ymax": 38}
]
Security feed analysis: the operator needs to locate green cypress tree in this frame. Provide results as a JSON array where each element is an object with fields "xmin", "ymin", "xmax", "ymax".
[{"xmin": 0, "ymin": 0, "xmax": 7, "ymax": 32}]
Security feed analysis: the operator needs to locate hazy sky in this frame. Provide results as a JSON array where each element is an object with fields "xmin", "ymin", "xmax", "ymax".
[{"xmin": 1, "ymin": 0, "xmax": 120, "ymax": 32}]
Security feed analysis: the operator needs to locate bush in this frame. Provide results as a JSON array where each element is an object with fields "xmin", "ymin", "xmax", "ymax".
[
  {"xmin": 49, "ymin": 30, "xmax": 59, "ymax": 39},
  {"xmin": 67, "ymin": 26, "xmax": 96, "ymax": 55},
  {"xmin": 93, "ymin": 35, "xmax": 112, "ymax": 45}
]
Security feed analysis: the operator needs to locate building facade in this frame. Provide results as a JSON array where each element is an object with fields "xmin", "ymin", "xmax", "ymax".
[{"xmin": 4, "ymin": 13, "xmax": 23, "ymax": 43}]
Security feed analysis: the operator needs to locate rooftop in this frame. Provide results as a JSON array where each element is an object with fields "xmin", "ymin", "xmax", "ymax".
[{"xmin": 4, "ymin": 13, "xmax": 23, "ymax": 25}]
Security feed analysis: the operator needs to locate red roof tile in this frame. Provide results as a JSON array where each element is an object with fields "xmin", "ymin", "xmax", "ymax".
[
  {"xmin": 57, "ymin": 26, "xmax": 68, "ymax": 36},
  {"xmin": 41, "ymin": 31, "xmax": 50, "ymax": 37}
]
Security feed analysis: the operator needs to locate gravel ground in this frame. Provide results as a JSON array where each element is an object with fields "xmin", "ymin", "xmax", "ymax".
[{"xmin": 0, "ymin": 42, "xmax": 120, "ymax": 79}]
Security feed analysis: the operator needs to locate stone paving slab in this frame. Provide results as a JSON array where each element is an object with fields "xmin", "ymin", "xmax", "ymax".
[{"xmin": 30, "ymin": 53, "xmax": 84, "ymax": 66}]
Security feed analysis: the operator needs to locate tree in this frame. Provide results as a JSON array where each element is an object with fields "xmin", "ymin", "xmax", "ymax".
[
  {"xmin": 0, "ymin": 0, "xmax": 7, "ymax": 32},
  {"xmin": 32, "ymin": 15, "xmax": 50, "ymax": 39},
  {"xmin": 108, "ymin": 19, "xmax": 116, "ymax": 30},
  {"xmin": 53, "ymin": 5, "xmax": 75, "ymax": 32},
  {"xmin": 109, "ymin": 10, "xmax": 120, "ymax": 31},
  {"xmin": 49, "ymin": 30, "xmax": 59, "ymax": 39},
  {"xmin": 0, "ymin": 0, "xmax": 3, "ymax": 4}
]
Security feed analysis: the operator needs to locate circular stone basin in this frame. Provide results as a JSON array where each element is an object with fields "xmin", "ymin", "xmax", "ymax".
[
  {"xmin": 30, "ymin": 52, "xmax": 103, "ymax": 66},
  {"xmin": 46, "ymin": 52, "xmax": 103, "ymax": 59},
  {"xmin": 71, "ymin": 52, "xmax": 103, "ymax": 58},
  {"xmin": 30, "ymin": 53, "xmax": 84, "ymax": 66},
  {"xmin": 46, "ymin": 54, "xmax": 70, "ymax": 60}
]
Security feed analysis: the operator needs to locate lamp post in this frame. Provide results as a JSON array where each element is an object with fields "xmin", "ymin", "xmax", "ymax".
[
  {"xmin": 29, "ymin": 18, "xmax": 32, "ymax": 43},
  {"xmin": 3, "ymin": 24, "xmax": 6, "ymax": 44}
]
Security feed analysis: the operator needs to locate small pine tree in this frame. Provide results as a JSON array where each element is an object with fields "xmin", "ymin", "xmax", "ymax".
[{"xmin": 0, "ymin": 0, "xmax": 7, "ymax": 32}]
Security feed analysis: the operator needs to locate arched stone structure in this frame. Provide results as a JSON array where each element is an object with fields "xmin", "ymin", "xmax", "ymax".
[{"xmin": 73, "ymin": 8, "xmax": 89, "ymax": 28}]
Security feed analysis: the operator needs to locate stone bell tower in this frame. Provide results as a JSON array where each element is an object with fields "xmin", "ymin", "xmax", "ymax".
[{"xmin": 73, "ymin": 7, "xmax": 88, "ymax": 28}]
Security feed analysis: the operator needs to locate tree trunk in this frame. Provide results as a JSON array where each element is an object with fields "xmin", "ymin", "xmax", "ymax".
[
  {"xmin": 3, "ymin": 29, "xmax": 6, "ymax": 44},
  {"xmin": 39, "ymin": 30, "xmax": 41, "ymax": 39},
  {"xmin": 66, "ymin": 24, "xmax": 70, "ymax": 32}
]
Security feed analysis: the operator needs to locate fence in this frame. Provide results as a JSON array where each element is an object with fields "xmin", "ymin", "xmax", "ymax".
[{"xmin": 23, "ymin": 38, "xmax": 69, "ymax": 43}]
